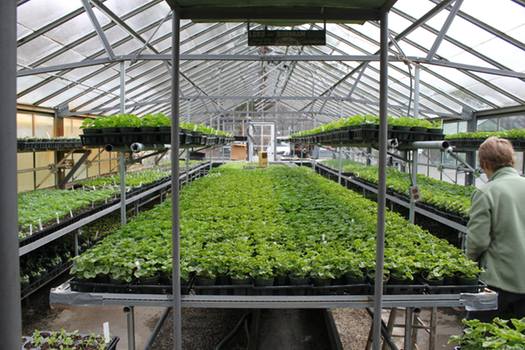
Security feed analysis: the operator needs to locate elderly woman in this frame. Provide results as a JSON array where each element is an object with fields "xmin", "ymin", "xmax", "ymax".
[{"xmin": 467, "ymin": 137, "xmax": 525, "ymax": 321}]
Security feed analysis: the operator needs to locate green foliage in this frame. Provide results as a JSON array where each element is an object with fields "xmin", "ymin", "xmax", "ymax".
[
  {"xmin": 446, "ymin": 128, "xmax": 525, "ymax": 140},
  {"xmin": 78, "ymin": 169, "xmax": 171, "ymax": 188},
  {"xmin": 72, "ymin": 164, "xmax": 478, "ymax": 285},
  {"xmin": 141, "ymin": 113, "xmax": 171, "ymax": 127},
  {"xmin": 449, "ymin": 318, "xmax": 525, "ymax": 349},
  {"xmin": 18, "ymin": 188, "xmax": 115, "ymax": 239},
  {"xmin": 322, "ymin": 159, "xmax": 474, "ymax": 218},
  {"xmin": 180, "ymin": 122, "xmax": 232, "ymax": 137},
  {"xmin": 25, "ymin": 329, "xmax": 108, "ymax": 349},
  {"xmin": 81, "ymin": 113, "xmax": 233, "ymax": 137},
  {"xmin": 291, "ymin": 115, "xmax": 441, "ymax": 138}
]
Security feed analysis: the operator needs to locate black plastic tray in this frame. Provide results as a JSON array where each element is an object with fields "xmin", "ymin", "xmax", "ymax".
[
  {"xmin": 21, "ymin": 335, "xmax": 119, "ymax": 350},
  {"xmin": 17, "ymin": 140, "xmax": 84, "ymax": 152},
  {"xmin": 70, "ymin": 278, "xmax": 485, "ymax": 296}
]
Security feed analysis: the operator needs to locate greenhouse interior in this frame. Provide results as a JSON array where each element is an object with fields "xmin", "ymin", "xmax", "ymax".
[{"xmin": 1, "ymin": 0, "xmax": 525, "ymax": 349}]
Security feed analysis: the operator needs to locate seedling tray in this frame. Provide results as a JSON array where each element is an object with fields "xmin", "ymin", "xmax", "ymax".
[
  {"xmin": 70, "ymin": 280, "xmax": 191, "ymax": 295},
  {"xmin": 70, "ymin": 277, "xmax": 483, "ymax": 296},
  {"xmin": 426, "ymin": 280, "xmax": 485, "ymax": 295},
  {"xmin": 21, "ymin": 261, "xmax": 73, "ymax": 299},
  {"xmin": 21, "ymin": 334, "xmax": 119, "ymax": 350},
  {"xmin": 17, "ymin": 139, "xmax": 84, "ymax": 152},
  {"xmin": 448, "ymin": 138, "xmax": 525, "ymax": 151},
  {"xmin": 19, "ymin": 199, "xmax": 118, "ymax": 247}
]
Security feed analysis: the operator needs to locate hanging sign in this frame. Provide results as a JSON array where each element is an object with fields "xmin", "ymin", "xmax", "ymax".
[{"xmin": 248, "ymin": 29, "xmax": 326, "ymax": 46}]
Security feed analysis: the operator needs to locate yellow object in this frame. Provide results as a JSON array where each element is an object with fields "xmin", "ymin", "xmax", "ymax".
[{"xmin": 258, "ymin": 151, "xmax": 268, "ymax": 167}]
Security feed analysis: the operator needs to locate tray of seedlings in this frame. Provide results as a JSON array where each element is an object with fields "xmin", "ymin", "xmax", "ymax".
[
  {"xmin": 69, "ymin": 164, "xmax": 482, "ymax": 297},
  {"xmin": 22, "ymin": 330, "xmax": 118, "ymax": 350}
]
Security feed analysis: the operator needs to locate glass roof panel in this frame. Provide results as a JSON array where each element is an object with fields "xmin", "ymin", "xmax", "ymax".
[
  {"xmin": 14, "ymin": 0, "xmax": 525, "ymax": 121},
  {"xmin": 18, "ymin": 0, "xmax": 83, "ymax": 32},
  {"xmin": 17, "ymin": 36, "xmax": 62, "ymax": 66}
]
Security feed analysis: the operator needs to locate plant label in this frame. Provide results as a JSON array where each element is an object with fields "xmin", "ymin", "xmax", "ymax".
[{"xmin": 103, "ymin": 322, "xmax": 110, "ymax": 344}]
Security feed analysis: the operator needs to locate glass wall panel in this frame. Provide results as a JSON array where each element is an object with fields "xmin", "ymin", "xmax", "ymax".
[{"xmin": 17, "ymin": 113, "xmax": 33, "ymax": 138}]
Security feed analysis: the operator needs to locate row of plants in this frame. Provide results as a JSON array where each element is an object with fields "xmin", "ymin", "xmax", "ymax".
[
  {"xmin": 76, "ymin": 161, "xmax": 201, "ymax": 189},
  {"xmin": 18, "ymin": 188, "xmax": 116, "ymax": 240},
  {"xmin": 289, "ymin": 115, "xmax": 444, "ymax": 146},
  {"xmin": 81, "ymin": 113, "xmax": 232, "ymax": 137},
  {"xmin": 77, "ymin": 169, "xmax": 171, "ymax": 189},
  {"xmin": 291, "ymin": 115, "xmax": 442, "ymax": 138},
  {"xmin": 20, "ymin": 211, "xmax": 123, "ymax": 296},
  {"xmin": 71, "ymin": 164, "xmax": 480, "ymax": 294},
  {"xmin": 321, "ymin": 159, "xmax": 474, "ymax": 219},
  {"xmin": 22, "ymin": 329, "xmax": 118, "ymax": 350},
  {"xmin": 446, "ymin": 128, "xmax": 525, "ymax": 140},
  {"xmin": 449, "ymin": 318, "xmax": 525, "ymax": 349},
  {"xmin": 20, "ymin": 241, "xmax": 72, "ymax": 294}
]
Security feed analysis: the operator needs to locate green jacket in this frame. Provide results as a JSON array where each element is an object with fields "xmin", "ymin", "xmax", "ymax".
[{"xmin": 467, "ymin": 166, "xmax": 525, "ymax": 294}]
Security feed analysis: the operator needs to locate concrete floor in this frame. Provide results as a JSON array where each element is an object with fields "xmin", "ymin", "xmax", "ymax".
[
  {"xmin": 23, "ymin": 285, "xmax": 464, "ymax": 350},
  {"xmin": 332, "ymin": 307, "xmax": 464, "ymax": 350}
]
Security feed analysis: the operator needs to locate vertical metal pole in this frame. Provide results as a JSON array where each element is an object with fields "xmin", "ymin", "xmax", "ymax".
[
  {"xmin": 338, "ymin": 147, "xmax": 343, "ymax": 184},
  {"xmin": 382, "ymin": 309, "xmax": 397, "ymax": 350},
  {"xmin": 413, "ymin": 64, "xmax": 420, "ymax": 118},
  {"xmin": 120, "ymin": 61, "xmax": 126, "ymax": 114},
  {"xmin": 74, "ymin": 231, "xmax": 80, "ymax": 256},
  {"xmin": 119, "ymin": 60, "xmax": 127, "ymax": 225},
  {"xmin": 119, "ymin": 153, "xmax": 127, "ymax": 225},
  {"xmin": 124, "ymin": 306, "xmax": 136, "ymax": 350},
  {"xmin": 171, "ymin": 12, "xmax": 183, "ymax": 350},
  {"xmin": 409, "ymin": 150, "xmax": 418, "ymax": 224},
  {"xmin": 429, "ymin": 307, "xmax": 438, "ymax": 350},
  {"xmin": 372, "ymin": 10, "xmax": 389, "ymax": 350},
  {"xmin": 404, "ymin": 308, "xmax": 414, "ymax": 350},
  {"xmin": 185, "ymin": 150, "xmax": 190, "ymax": 184},
  {"xmin": 0, "ymin": 2, "xmax": 22, "ymax": 347}
]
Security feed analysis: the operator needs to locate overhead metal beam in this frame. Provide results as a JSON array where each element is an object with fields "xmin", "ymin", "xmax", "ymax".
[
  {"xmin": 73, "ymin": 95, "xmax": 455, "ymax": 117},
  {"xmin": 81, "ymin": 0, "xmax": 115, "ymax": 59},
  {"xmin": 427, "ymin": 0, "xmax": 525, "ymax": 53},
  {"xmin": 426, "ymin": 0, "xmax": 463, "ymax": 60},
  {"xmin": 298, "ymin": 0, "xmax": 456, "ymax": 112},
  {"xmin": 391, "ymin": 7, "xmax": 525, "ymax": 104},
  {"xmin": 172, "ymin": 6, "xmax": 382, "ymax": 21},
  {"xmin": 18, "ymin": 54, "xmax": 525, "ymax": 80},
  {"xmin": 474, "ymin": 104, "xmax": 525, "ymax": 118}
]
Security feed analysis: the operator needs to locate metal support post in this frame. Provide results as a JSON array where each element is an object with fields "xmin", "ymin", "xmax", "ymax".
[
  {"xmin": 120, "ymin": 61, "xmax": 126, "ymax": 113},
  {"xmin": 465, "ymin": 114, "xmax": 477, "ymax": 186},
  {"xmin": 414, "ymin": 64, "xmax": 420, "ymax": 118},
  {"xmin": 409, "ymin": 150, "xmax": 418, "ymax": 224},
  {"xmin": 74, "ymin": 230, "xmax": 80, "ymax": 256},
  {"xmin": 185, "ymin": 151, "xmax": 190, "ymax": 184},
  {"xmin": 171, "ymin": 12, "xmax": 183, "ymax": 350},
  {"xmin": 0, "ymin": 2, "xmax": 22, "ymax": 345},
  {"xmin": 367, "ymin": 147, "xmax": 372, "ymax": 166},
  {"xmin": 338, "ymin": 147, "xmax": 343, "ymax": 184},
  {"xmin": 372, "ymin": 10, "xmax": 389, "ymax": 350},
  {"xmin": 404, "ymin": 308, "xmax": 414, "ymax": 350},
  {"xmin": 124, "ymin": 306, "xmax": 136, "ymax": 350},
  {"xmin": 382, "ymin": 309, "xmax": 397, "ymax": 350},
  {"xmin": 119, "ymin": 152, "xmax": 127, "ymax": 225},
  {"xmin": 429, "ymin": 307, "xmax": 438, "ymax": 350},
  {"xmin": 209, "ymin": 147, "xmax": 213, "ymax": 170}
]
